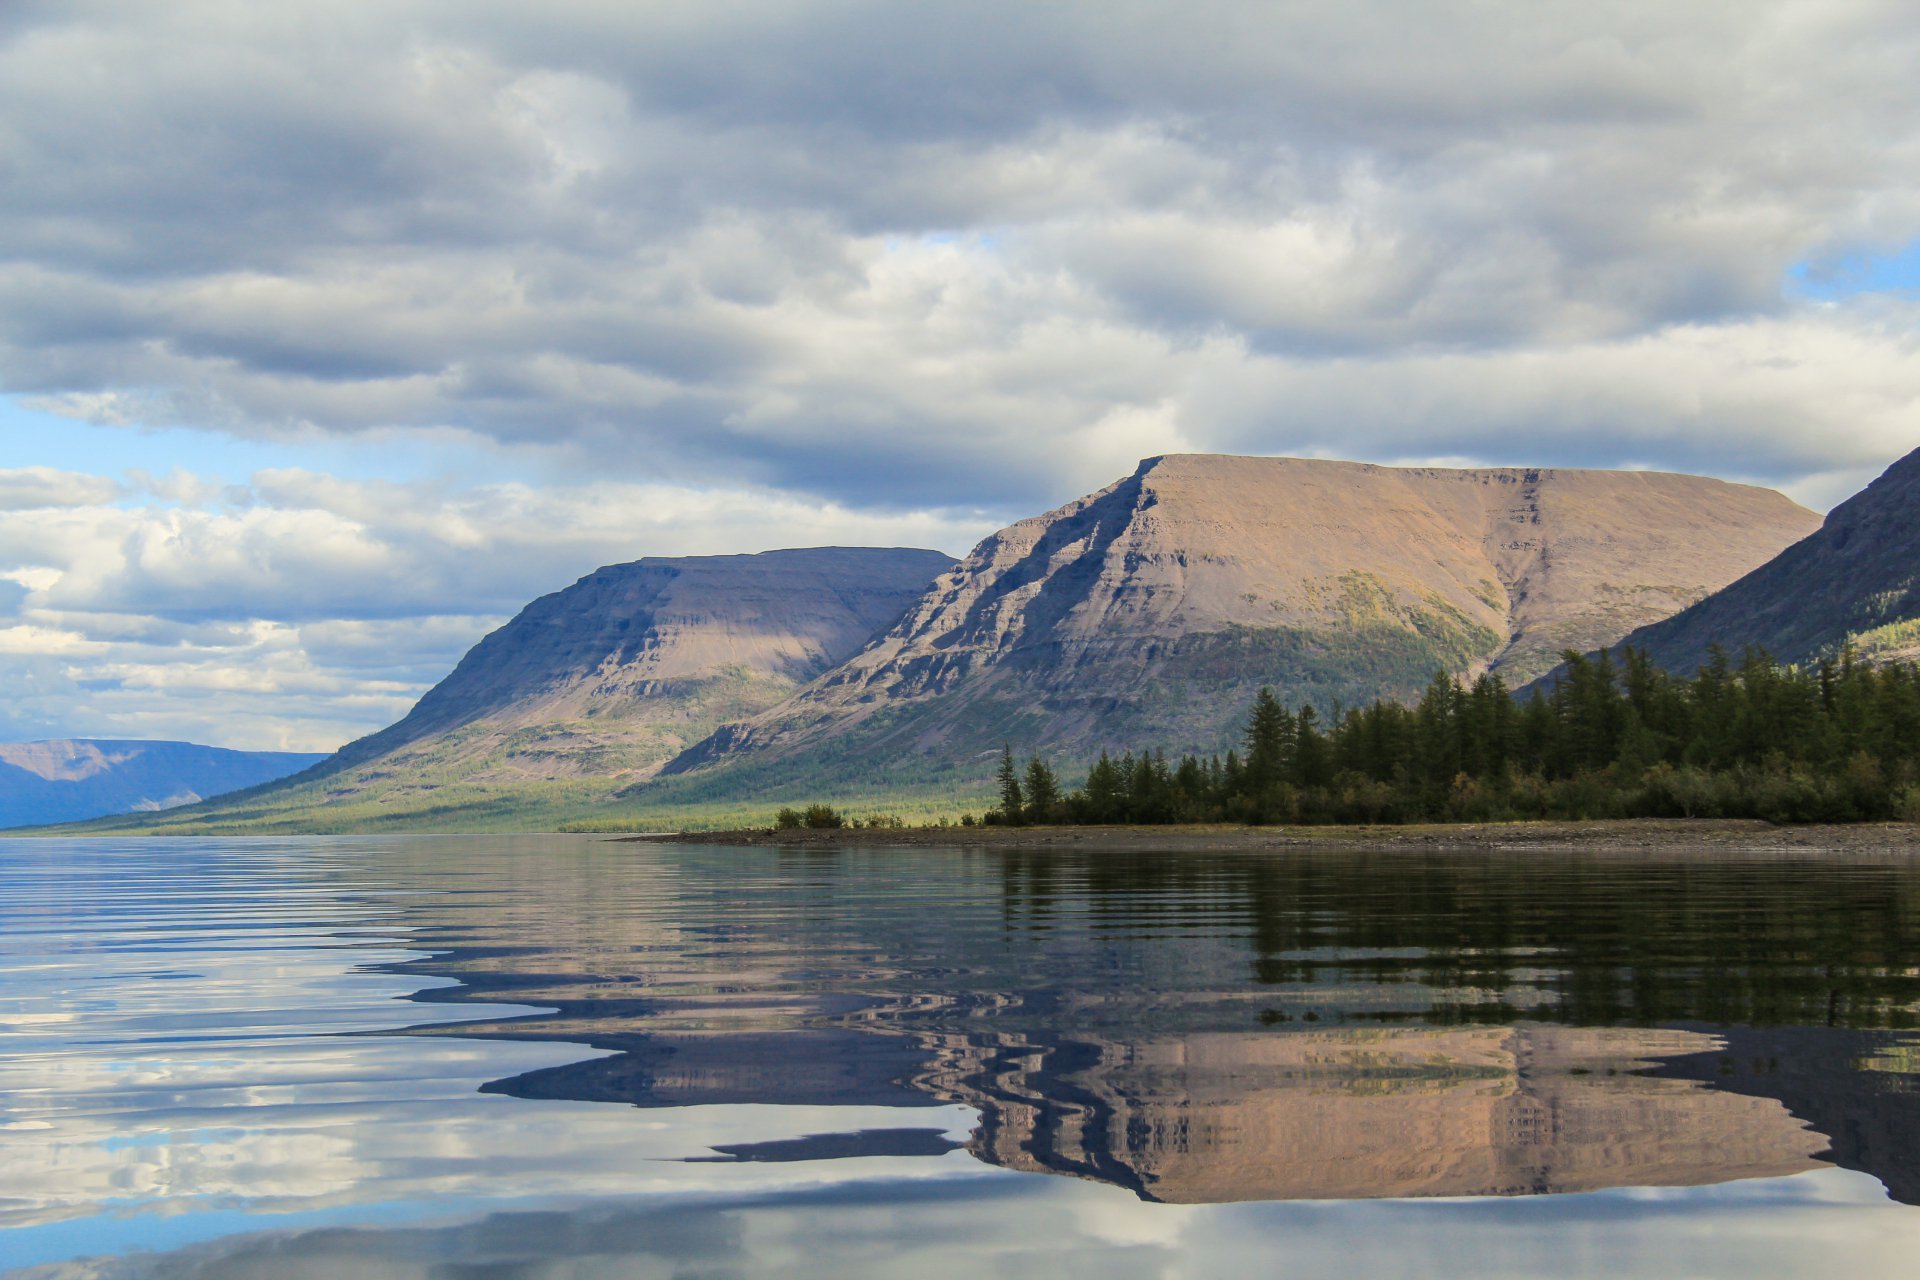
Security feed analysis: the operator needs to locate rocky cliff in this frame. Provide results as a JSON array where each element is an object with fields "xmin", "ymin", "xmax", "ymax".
[
  {"xmin": 1592, "ymin": 444, "xmax": 1920, "ymax": 673},
  {"xmin": 669, "ymin": 455, "xmax": 1816, "ymax": 783}
]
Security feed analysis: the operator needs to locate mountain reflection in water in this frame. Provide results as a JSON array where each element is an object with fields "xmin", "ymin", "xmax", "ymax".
[
  {"xmin": 387, "ymin": 841, "xmax": 1920, "ymax": 1206},
  {"xmin": 11, "ymin": 835, "xmax": 1920, "ymax": 1280}
]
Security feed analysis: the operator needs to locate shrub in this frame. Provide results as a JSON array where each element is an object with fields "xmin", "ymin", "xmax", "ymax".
[
  {"xmin": 802, "ymin": 803, "xmax": 844, "ymax": 829},
  {"xmin": 1636, "ymin": 763, "xmax": 1724, "ymax": 819},
  {"xmin": 774, "ymin": 807, "xmax": 804, "ymax": 830}
]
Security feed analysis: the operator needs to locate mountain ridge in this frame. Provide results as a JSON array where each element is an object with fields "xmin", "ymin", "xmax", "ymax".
[
  {"xmin": 665, "ymin": 453, "xmax": 1818, "ymax": 786},
  {"xmin": 62, "ymin": 454, "xmax": 1825, "ymax": 832},
  {"xmin": 0, "ymin": 739, "xmax": 327, "ymax": 829},
  {"xmin": 79, "ymin": 546, "xmax": 955, "ymax": 830}
]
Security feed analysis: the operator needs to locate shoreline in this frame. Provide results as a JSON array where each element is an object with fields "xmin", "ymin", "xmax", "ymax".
[{"xmin": 623, "ymin": 818, "xmax": 1920, "ymax": 853}]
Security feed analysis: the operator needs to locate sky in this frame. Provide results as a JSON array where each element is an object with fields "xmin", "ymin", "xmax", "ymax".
[{"xmin": 1, "ymin": 1, "xmax": 1918, "ymax": 751}]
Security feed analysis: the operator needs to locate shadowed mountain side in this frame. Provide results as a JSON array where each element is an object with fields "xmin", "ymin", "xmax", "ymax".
[
  {"xmin": 333, "ymin": 547, "xmax": 955, "ymax": 773},
  {"xmin": 1547, "ymin": 445, "xmax": 1920, "ymax": 679},
  {"xmin": 1646, "ymin": 1026, "xmax": 1920, "ymax": 1206},
  {"xmin": 479, "ymin": 1029, "xmax": 943, "ymax": 1111},
  {"xmin": 667, "ymin": 455, "xmax": 1816, "ymax": 789},
  {"xmin": 0, "ymin": 739, "xmax": 326, "ymax": 829},
  {"xmin": 325, "ymin": 546, "xmax": 955, "ymax": 784},
  {"xmin": 71, "ymin": 547, "xmax": 953, "ymax": 831}
]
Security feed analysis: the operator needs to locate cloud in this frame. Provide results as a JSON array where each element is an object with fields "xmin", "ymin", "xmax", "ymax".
[
  {"xmin": 0, "ymin": 467, "xmax": 121, "ymax": 510},
  {"xmin": 0, "ymin": 1, "xmax": 1913, "ymax": 516},
  {"xmin": 2, "ymin": 2, "xmax": 1918, "ymax": 745}
]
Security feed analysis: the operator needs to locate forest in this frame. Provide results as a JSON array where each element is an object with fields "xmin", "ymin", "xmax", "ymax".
[{"xmin": 990, "ymin": 647, "xmax": 1920, "ymax": 826}]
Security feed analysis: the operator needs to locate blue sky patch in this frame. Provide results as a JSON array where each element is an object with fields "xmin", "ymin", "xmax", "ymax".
[{"xmin": 1786, "ymin": 239, "xmax": 1920, "ymax": 300}]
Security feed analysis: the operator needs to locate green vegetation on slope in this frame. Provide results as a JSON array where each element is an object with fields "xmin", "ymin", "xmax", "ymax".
[{"xmin": 673, "ymin": 605, "xmax": 1506, "ymax": 797}]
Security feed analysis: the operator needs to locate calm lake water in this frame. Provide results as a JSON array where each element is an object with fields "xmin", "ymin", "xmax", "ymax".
[{"xmin": 6, "ymin": 836, "xmax": 1920, "ymax": 1278}]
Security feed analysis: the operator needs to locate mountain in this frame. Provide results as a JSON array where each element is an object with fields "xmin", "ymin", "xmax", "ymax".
[
  {"xmin": 99, "ymin": 547, "xmax": 953, "ymax": 831},
  {"xmin": 0, "ymin": 740, "xmax": 326, "ymax": 829},
  {"xmin": 668, "ymin": 455, "xmax": 1817, "ymax": 787},
  {"xmin": 1586, "ymin": 445, "xmax": 1920, "ymax": 674}
]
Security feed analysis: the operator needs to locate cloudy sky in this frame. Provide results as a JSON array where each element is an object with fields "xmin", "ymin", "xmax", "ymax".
[{"xmin": 2, "ymin": 1, "xmax": 1917, "ymax": 750}]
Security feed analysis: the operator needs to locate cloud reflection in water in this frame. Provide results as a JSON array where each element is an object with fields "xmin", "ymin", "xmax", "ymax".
[{"xmin": 8, "ymin": 835, "xmax": 1920, "ymax": 1278}]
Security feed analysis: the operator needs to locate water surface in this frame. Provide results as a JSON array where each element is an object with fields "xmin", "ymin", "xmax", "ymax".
[{"xmin": 5, "ymin": 835, "xmax": 1920, "ymax": 1276}]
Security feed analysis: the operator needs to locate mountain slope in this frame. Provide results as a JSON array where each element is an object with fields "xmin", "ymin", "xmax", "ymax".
[
  {"xmin": 0, "ymin": 740, "xmax": 326, "ymax": 829},
  {"xmin": 668, "ymin": 455, "xmax": 1817, "ymax": 786},
  {"xmin": 1591, "ymin": 445, "xmax": 1920, "ymax": 673},
  {"xmin": 334, "ymin": 546, "xmax": 954, "ymax": 777},
  {"xmin": 89, "ymin": 547, "xmax": 952, "ymax": 831}
]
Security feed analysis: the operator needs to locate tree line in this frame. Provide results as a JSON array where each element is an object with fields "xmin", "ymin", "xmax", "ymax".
[{"xmin": 990, "ymin": 647, "xmax": 1920, "ymax": 826}]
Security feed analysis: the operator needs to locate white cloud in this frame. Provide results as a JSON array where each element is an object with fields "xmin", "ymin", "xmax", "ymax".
[
  {"xmin": 0, "ymin": 1, "xmax": 1912, "ymax": 515},
  {"xmin": 1, "ymin": 2, "xmax": 1917, "ymax": 745},
  {"xmin": 0, "ymin": 467, "xmax": 121, "ymax": 510},
  {"xmin": 0, "ymin": 467, "xmax": 987, "ymax": 750}
]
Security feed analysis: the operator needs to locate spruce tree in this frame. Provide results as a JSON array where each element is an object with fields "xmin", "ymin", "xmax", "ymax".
[
  {"xmin": 996, "ymin": 745, "xmax": 1024, "ymax": 825},
  {"xmin": 1243, "ymin": 687, "xmax": 1291, "ymax": 796},
  {"xmin": 1022, "ymin": 755, "xmax": 1060, "ymax": 821},
  {"xmin": 1084, "ymin": 751, "xmax": 1123, "ymax": 823}
]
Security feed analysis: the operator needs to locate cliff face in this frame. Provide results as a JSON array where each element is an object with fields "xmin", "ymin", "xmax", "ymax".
[
  {"xmin": 671, "ymin": 455, "xmax": 1816, "ymax": 780},
  {"xmin": 0, "ymin": 740, "xmax": 326, "ymax": 829},
  {"xmin": 286, "ymin": 547, "xmax": 954, "ymax": 810},
  {"xmin": 1597, "ymin": 445, "xmax": 1920, "ymax": 673}
]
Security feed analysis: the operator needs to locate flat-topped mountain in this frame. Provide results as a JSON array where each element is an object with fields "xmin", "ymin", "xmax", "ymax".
[
  {"xmin": 0, "ymin": 739, "xmax": 326, "ymax": 829},
  {"xmin": 1596, "ymin": 445, "xmax": 1920, "ymax": 673},
  {"xmin": 669, "ymin": 454, "xmax": 1817, "ymax": 784},
  {"xmin": 333, "ymin": 545, "xmax": 954, "ymax": 778},
  {"xmin": 110, "ymin": 547, "xmax": 952, "ymax": 830},
  {"xmin": 72, "ymin": 454, "xmax": 1820, "ymax": 832}
]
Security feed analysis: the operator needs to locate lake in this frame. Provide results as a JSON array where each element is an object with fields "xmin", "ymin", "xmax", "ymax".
[{"xmin": 5, "ymin": 835, "xmax": 1920, "ymax": 1277}]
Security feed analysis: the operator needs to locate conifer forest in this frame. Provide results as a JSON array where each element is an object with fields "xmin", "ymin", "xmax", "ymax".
[{"xmin": 989, "ymin": 649, "xmax": 1920, "ymax": 827}]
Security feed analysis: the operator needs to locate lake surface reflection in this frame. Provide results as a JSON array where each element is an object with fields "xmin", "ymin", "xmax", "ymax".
[{"xmin": 6, "ymin": 835, "xmax": 1920, "ymax": 1277}]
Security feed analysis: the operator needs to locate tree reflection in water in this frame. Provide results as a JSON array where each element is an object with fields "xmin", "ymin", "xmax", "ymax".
[{"xmin": 404, "ymin": 844, "xmax": 1920, "ymax": 1205}]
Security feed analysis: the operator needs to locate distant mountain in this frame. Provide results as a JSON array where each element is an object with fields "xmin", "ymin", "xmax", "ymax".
[
  {"xmin": 122, "ymin": 547, "xmax": 954, "ymax": 828},
  {"xmin": 1584, "ymin": 445, "xmax": 1920, "ymax": 674},
  {"xmin": 668, "ymin": 455, "xmax": 1817, "ymax": 786},
  {"xmin": 0, "ymin": 740, "xmax": 326, "ymax": 829}
]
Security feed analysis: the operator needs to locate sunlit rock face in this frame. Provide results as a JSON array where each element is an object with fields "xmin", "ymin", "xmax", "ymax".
[
  {"xmin": 674, "ymin": 455, "xmax": 1816, "ymax": 782},
  {"xmin": 918, "ymin": 1026, "xmax": 1828, "ymax": 1203}
]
